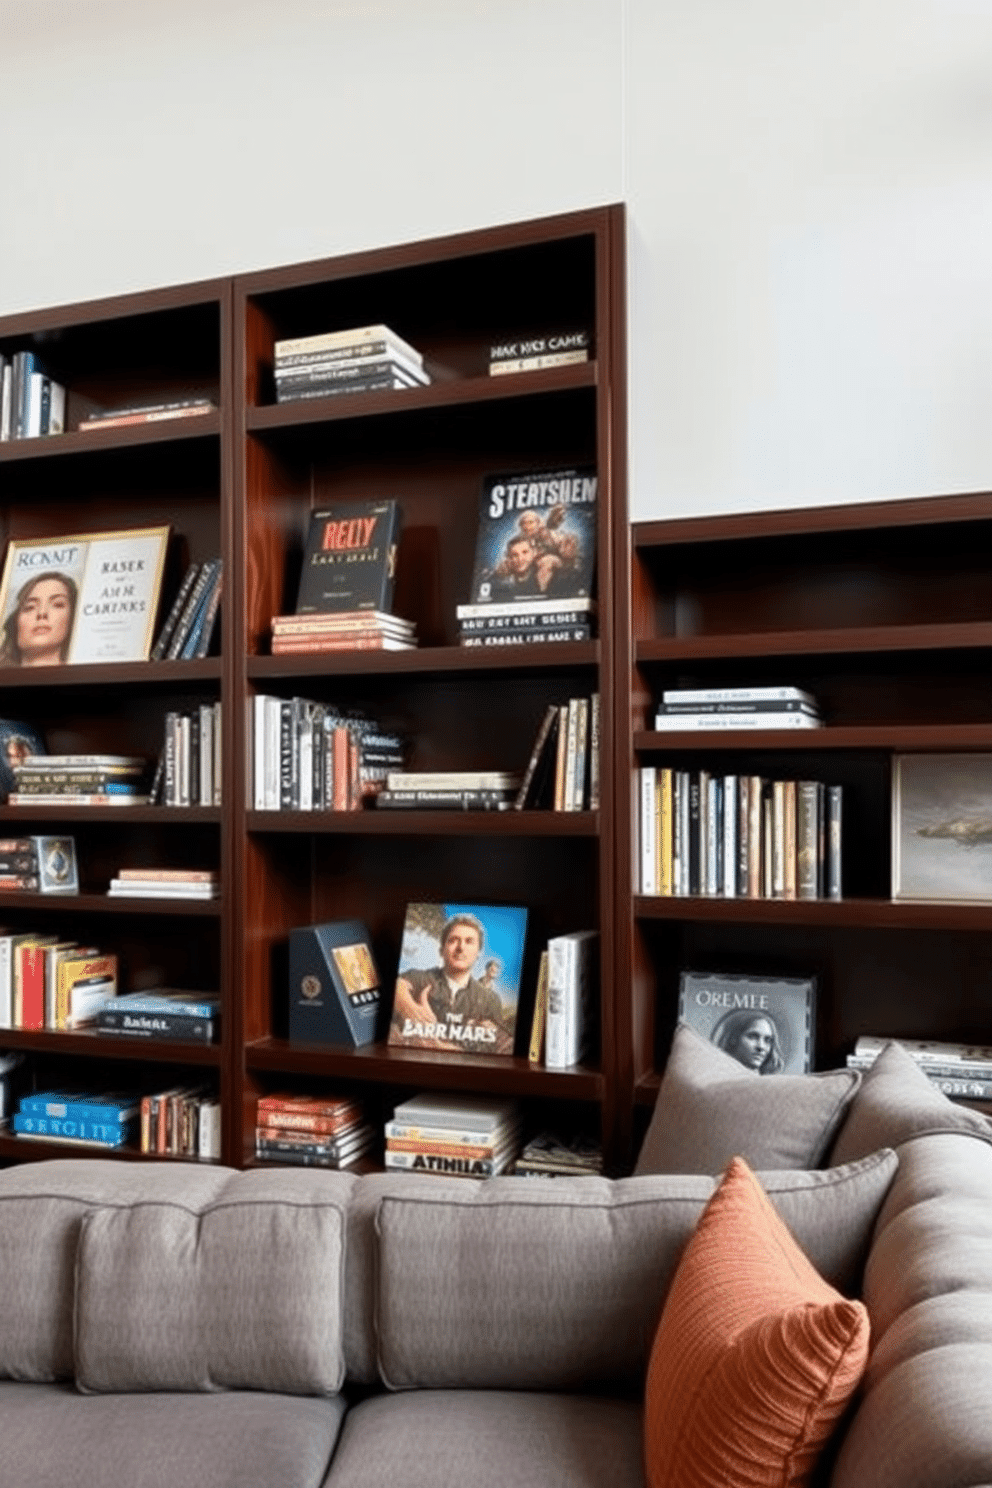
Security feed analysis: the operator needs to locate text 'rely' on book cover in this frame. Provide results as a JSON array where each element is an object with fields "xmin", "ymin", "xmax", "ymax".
[
  {"xmin": 294, "ymin": 500, "xmax": 402, "ymax": 616},
  {"xmin": 288, "ymin": 920, "xmax": 382, "ymax": 1047},
  {"xmin": 677, "ymin": 970, "xmax": 817, "ymax": 1076},
  {"xmin": 465, "ymin": 468, "xmax": 597, "ymax": 608},
  {"xmin": 388, "ymin": 902, "xmax": 527, "ymax": 1057},
  {"xmin": 0, "ymin": 526, "xmax": 170, "ymax": 666}
]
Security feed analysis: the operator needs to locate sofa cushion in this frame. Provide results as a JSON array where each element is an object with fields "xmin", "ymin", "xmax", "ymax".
[
  {"xmin": 0, "ymin": 1159, "xmax": 233, "ymax": 1382},
  {"xmin": 829, "ymin": 1039, "xmax": 992, "ymax": 1165},
  {"xmin": 372, "ymin": 1150, "xmax": 895, "ymax": 1392},
  {"xmin": 634, "ymin": 1025, "xmax": 859, "ymax": 1174},
  {"xmin": 0, "ymin": 1380, "xmax": 346, "ymax": 1488},
  {"xmin": 74, "ymin": 1166, "xmax": 354, "ymax": 1395},
  {"xmin": 644, "ymin": 1157, "xmax": 870, "ymax": 1488},
  {"xmin": 324, "ymin": 1390, "xmax": 645, "ymax": 1488}
]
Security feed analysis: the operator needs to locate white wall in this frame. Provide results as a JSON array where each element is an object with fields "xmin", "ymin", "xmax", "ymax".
[{"xmin": 3, "ymin": 0, "xmax": 992, "ymax": 521}]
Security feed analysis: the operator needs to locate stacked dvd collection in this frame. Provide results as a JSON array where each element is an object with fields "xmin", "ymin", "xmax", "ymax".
[
  {"xmin": 273, "ymin": 323, "xmax": 431, "ymax": 404},
  {"xmin": 384, "ymin": 1093, "xmax": 522, "ymax": 1178},
  {"xmin": 254, "ymin": 1092, "xmax": 374, "ymax": 1169}
]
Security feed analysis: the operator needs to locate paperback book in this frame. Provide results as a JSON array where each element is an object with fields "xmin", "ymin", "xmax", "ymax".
[
  {"xmin": 295, "ymin": 500, "xmax": 402, "ymax": 615},
  {"xmin": 465, "ymin": 468, "xmax": 597, "ymax": 607},
  {"xmin": 387, "ymin": 902, "xmax": 527, "ymax": 1057}
]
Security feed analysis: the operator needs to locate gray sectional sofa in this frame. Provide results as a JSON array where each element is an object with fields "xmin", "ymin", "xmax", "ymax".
[{"xmin": 1, "ymin": 1041, "xmax": 991, "ymax": 1488}]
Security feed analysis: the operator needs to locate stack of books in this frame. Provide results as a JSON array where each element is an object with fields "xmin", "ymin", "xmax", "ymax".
[
  {"xmin": 457, "ymin": 597, "xmax": 595, "ymax": 647},
  {"xmin": 107, "ymin": 868, "xmax": 219, "ymax": 901},
  {"xmin": 271, "ymin": 611, "xmax": 416, "ymax": 654},
  {"xmin": 254, "ymin": 1092, "xmax": 374, "ymax": 1168},
  {"xmin": 10, "ymin": 1089, "xmax": 140, "ymax": 1149},
  {"xmin": 9, "ymin": 754, "xmax": 150, "ymax": 806},
  {"xmin": 654, "ymin": 686, "xmax": 823, "ymax": 731},
  {"xmin": 96, "ymin": 989, "xmax": 220, "ymax": 1044},
  {"xmin": 252, "ymin": 697, "xmax": 406, "ymax": 811},
  {"xmin": 273, "ymin": 323, "xmax": 430, "ymax": 403},
  {"xmin": 139, "ymin": 1083, "xmax": 221, "ymax": 1160},
  {"xmin": 0, "ymin": 352, "xmax": 66, "ymax": 440},
  {"xmin": 513, "ymin": 1130, "xmax": 603, "ymax": 1178},
  {"xmin": 846, "ymin": 1036, "xmax": 992, "ymax": 1105},
  {"xmin": 638, "ymin": 768, "xmax": 842, "ymax": 900},
  {"xmin": 488, "ymin": 329, "xmax": 591, "ymax": 377},
  {"xmin": 384, "ymin": 1093, "xmax": 522, "ymax": 1178},
  {"xmin": 375, "ymin": 769, "xmax": 521, "ymax": 811},
  {"xmin": 150, "ymin": 557, "xmax": 223, "ymax": 662}
]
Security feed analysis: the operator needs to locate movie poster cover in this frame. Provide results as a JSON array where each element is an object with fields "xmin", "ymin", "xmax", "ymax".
[
  {"xmin": 0, "ymin": 526, "xmax": 169, "ymax": 667},
  {"xmin": 466, "ymin": 468, "xmax": 597, "ymax": 605},
  {"xmin": 388, "ymin": 902, "xmax": 527, "ymax": 1057},
  {"xmin": 678, "ymin": 970, "xmax": 816, "ymax": 1075}
]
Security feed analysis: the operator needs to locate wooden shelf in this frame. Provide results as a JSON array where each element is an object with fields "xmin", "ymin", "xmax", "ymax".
[
  {"xmin": 634, "ymin": 724, "xmax": 992, "ymax": 752},
  {"xmin": 636, "ymin": 621, "xmax": 992, "ymax": 663},
  {"xmin": 0, "ymin": 412, "xmax": 222, "ymax": 463},
  {"xmin": 246, "ymin": 809, "xmax": 598, "ymax": 837},
  {"xmin": 248, "ymin": 641, "xmax": 599, "ymax": 679},
  {"xmin": 0, "ymin": 659, "xmax": 221, "ymax": 689},
  {"xmin": 633, "ymin": 894, "xmax": 992, "ymax": 932},
  {"xmin": 0, "ymin": 1027, "xmax": 221, "ymax": 1063},
  {"xmin": 0, "ymin": 807, "xmax": 221, "ymax": 826}
]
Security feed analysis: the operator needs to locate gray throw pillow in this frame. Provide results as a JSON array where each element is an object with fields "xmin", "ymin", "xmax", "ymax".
[
  {"xmin": 634, "ymin": 1024, "xmax": 860, "ymax": 1174},
  {"xmin": 829, "ymin": 1039, "xmax": 992, "ymax": 1166}
]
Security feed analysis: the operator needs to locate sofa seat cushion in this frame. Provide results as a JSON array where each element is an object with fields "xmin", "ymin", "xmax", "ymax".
[
  {"xmin": 0, "ymin": 1380, "xmax": 346, "ymax": 1488},
  {"xmin": 634, "ymin": 1025, "xmax": 859, "ymax": 1175},
  {"xmin": 325, "ymin": 1389, "xmax": 645, "ymax": 1488}
]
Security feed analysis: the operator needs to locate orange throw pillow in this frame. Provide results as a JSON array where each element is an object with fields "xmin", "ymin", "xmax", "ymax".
[{"xmin": 644, "ymin": 1156, "xmax": 870, "ymax": 1488}]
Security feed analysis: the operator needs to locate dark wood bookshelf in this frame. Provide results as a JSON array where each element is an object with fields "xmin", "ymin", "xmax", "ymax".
[
  {"xmin": 248, "ymin": 641, "xmax": 599, "ymax": 678},
  {"xmin": 0, "ymin": 1026, "xmax": 222, "ymax": 1064},
  {"xmin": 616, "ymin": 489, "xmax": 992, "ymax": 1168},
  {"xmin": 246, "ymin": 810, "xmax": 599, "ymax": 837}
]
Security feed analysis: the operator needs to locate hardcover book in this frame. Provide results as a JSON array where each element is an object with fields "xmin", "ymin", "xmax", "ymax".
[
  {"xmin": 0, "ymin": 525, "xmax": 170, "ymax": 666},
  {"xmin": 387, "ymin": 902, "xmax": 527, "ymax": 1057},
  {"xmin": 466, "ymin": 468, "xmax": 597, "ymax": 607},
  {"xmin": 288, "ymin": 919, "xmax": 382, "ymax": 1047},
  {"xmin": 677, "ymin": 970, "xmax": 816, "ymax": 1075},
  {"xmin": 295, "ymin": 500, "xmax": 401, "ymax": 615}
]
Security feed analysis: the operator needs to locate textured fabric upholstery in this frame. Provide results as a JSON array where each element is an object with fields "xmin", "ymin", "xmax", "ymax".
[
  {"xmin": 0, "ymin": 1159, "xmax": 233, "ymax": 1381},
  {"xmin": 829, "ymin": 1038, "xmax": 992, "ymax": 1165},
  {"xmin": 830, "ymin": 1133, "xmax": 992, "ymax": 1488},
  {"xmin": 324, "ymin": 1390, "xmax": 645, "ymax": 1488},
  {"xmin": 635, "ymin": 1025, "xmax": 860, "ymax": 1174},
  {"xmin": 644, "ymin": 1158, "xmax": 870, "ymax": 1488},
  {"xmin": 74, "ymin": 1166, "xmax": 354, "ymax": 1395},
  {"xmin": 0, "ymin": 1380, "xmax": 346, "ymax": 1488},
  {"xmin": 373, "ymin": 1153, "xmax": 895, "ymax": 1391}
]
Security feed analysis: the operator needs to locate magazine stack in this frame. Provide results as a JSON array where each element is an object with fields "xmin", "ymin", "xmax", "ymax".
[
  {"xmin": 513, "ymin": 1130, "xmax": 603, "ymax": 1178},
  {"xmin": 254, "ymin": 1092, "xmax": 374, "ymax": 1169},
  {"xmin": 384, "ymin": 1092, "xmax": 522, "ymax": 1178},
  {"xmin": 847, "ymin": 1036, "xmax": 992, "ymax": 1106},
  {"xmin": 456, "ymin": 467, "xmax": 598, "ymax": 647},
  {"xmin": 273, "ymin": 324, "xmax": 430, "ymax": 403}
]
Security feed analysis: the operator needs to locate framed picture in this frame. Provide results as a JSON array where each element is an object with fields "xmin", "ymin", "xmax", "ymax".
[
  {"xmin": 678, "ymin": 970, "xmax": 816, "ymax": 1074},
  {"xmin": 0, "ymin": 526, "xmax": 170, "ymax": 667},
  {"xmin": 388, "ymin": 901, "xmax": 528, "ymax": 1057},
  {"xmin": 35, "ymin": 836, "xmax": 79, "ymax": 895},
  {"xmin": 892, "ymin": 752, "xmax": 992, "ymax": 903}
]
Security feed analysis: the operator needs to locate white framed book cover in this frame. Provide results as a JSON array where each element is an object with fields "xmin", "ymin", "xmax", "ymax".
[
  {"xmin": 0, "ymin": 526, "xmax": 169, "ymax": 666},
  {"xmin": 678, "ymin": 970, "xmax": 816, "ymax": 1075},
  {"xmin": 892, "ymin": 752, "xmax": 992, "ymax": 903}
]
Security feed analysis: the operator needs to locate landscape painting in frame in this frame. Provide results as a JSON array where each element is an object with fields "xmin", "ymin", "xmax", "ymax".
[
  {"xmin": 678, "ymin": 970, "xmax": 816, "ymax": 1075},
  {"xmin": 892, "ymin": 752, "xmax": 992, "ymax": 902}
]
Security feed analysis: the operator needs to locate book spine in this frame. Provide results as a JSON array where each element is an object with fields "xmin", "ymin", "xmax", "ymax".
[
  {"xmin": 12, "ymin": 1113, "xmax": 135, "ymax": 1145},
  {"xmin": 796, "ymin": 781, "xmax": 820, "ymax": 899},
  {"xmin": 96, "ymin": 1011, "xmax": 215, "ymax": 1041},
  {"xmin": 151, "ymin": 562, "xmax": 200, "ymax": 661},
  {"xmin": 639, "ymin": 767, "xmax": 657, "ymax": 895},
  {"xmin": 827, "ymin": 785, "xmax": 843, "ymax": 899},
  {"xmin": 382, "ymin": 1150, "xmax": 511, "ymax": 1176},
  {"xmin": 721, "ymin": 773, "xmax": 737, "ymax": 898},
  {"xmin": 166, "ymin": 560, "xmax": 216, "ymax": 660},
  {"xmin": 544, "ymin": 935, "xmax": 574, "ymax": 1069}
]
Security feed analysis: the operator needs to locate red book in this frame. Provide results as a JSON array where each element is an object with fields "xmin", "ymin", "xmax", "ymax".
[{"xmin": 18, "ymin": 942, "xmax": 47, "ymax": 1030}]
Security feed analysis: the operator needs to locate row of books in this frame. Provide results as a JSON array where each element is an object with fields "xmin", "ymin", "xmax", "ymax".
[
  {"xmin": 654, "ymin": 685, "xmax": 823, "ymax": 732},
  {"xmin": 153, "ymin": 704, "xmax": 223, "ymax": 807},
  {"xmin": 140, "ymin": 1083, "xmax": 221, "ymax": 1158},
  {"xmin": 251, "ymin": 696, "xmax": 405, "ymax": 811},
  {"xmin": 0, "ymin": 938, "xmax": 116, "ymax": 1031},
  {"xmin": 515, "ymin": 695, "xmax": 601, "ymax": 812},
  {"xmin": 271, "ymin": 609, "xmax": 416, "ymax": 654},
  {"xmin": 0, "ymin": 352, "xmax": 66, "ymax": 440},
  {"xmin": 638, "ymin": 767, "xmax": 843, "ymax": 900},
  {"xmin": 149, "ymin": 557, "xmax": 223, "ymax": 661},
  {"xmin": 488, "ymin": 329, "xmax": 591, "ymax": 378},
  {"xmin": 253, "ymin": 1092, "xmax": 374, "ymax": 1169},
  {"xmin": 847, "ymin": 1035, "xmax": 992, "ymax": 1102},
  {"xmin": 273, "ymin": 323, "xmax": 431, "ymax": 404},
  {"xmin": 527, "ymin": 931, "xmax": 599, "ymax": 1070},
  {"xmin": 456, "ymin": 596, "xmax": 595, "ymax": 648}
]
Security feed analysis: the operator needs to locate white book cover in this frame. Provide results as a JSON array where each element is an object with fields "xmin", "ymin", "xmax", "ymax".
[
  {"xmin": 661, "ymin": 685, "xmax": 817, "ymax": 706},
  {"xmin": 722, "ymin": 774, "xmax": 738, "ymax": 898},
  {"xmin": 545, "ymin": 929, "xmax": 597, "ymax": 1068},
  {"xmin": 639, "ymin": 767, "xmax": 657, "ymax": 895},
  {"xmin": 0, "ymin": 936, "xmax": 12, "ymax": 1027}
]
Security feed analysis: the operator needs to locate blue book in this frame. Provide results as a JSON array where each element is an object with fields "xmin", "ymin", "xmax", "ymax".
[
  {"xmin": 107, "ymin": 992, "xmax": 220, "ymax": 1018},
  {"xmin": 12, "ymin": 1111, "xmax": 137, "ymax": 1145},
  {"xmin": 17, "ymin": 1090, "xmax": 141, "ymax": 1125}
]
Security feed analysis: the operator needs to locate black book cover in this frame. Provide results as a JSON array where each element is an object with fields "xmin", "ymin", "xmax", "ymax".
[
  {"xmin": 295, "ymin": 500, "xmax": 402, "ymax": 615},
  {"xmin": 288, "ymin": 919, "xmax": 382, "ymax": 1047}
]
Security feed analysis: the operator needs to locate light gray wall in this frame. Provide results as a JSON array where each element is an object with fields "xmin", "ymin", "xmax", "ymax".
[{"xmin": 3, "ymin": 0, "xmax": 991, "ymax": 522}]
